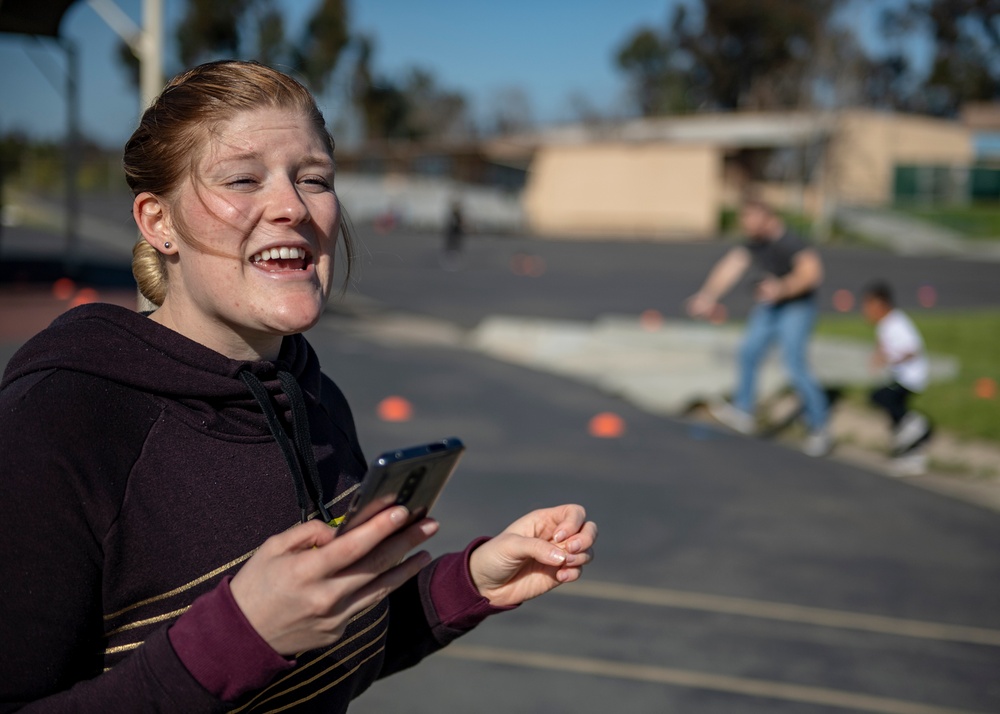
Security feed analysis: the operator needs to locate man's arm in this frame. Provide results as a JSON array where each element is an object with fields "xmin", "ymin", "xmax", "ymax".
[{"xmin": 686, "ymin": 247, "xmax": 751, "ymax": 318}]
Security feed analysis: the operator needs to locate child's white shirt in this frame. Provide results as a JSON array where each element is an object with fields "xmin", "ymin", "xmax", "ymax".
[{"xmin": 876, "ymin": 308, "xmax": 929, "ymax": 392}]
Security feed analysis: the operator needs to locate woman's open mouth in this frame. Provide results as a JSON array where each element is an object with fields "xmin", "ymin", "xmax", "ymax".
[{"xmin": 249, "ymin": 246, "xmax": 311, "ymax": 272}]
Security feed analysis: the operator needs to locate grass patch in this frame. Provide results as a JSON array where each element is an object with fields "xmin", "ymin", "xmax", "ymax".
[
  {"xmin": 896, "ymin": 204, "xmax": 1000, "ymax": 240},
  {"xmin": 816, "ymin": 309, "xmax": 1000, "ymax": 442}
]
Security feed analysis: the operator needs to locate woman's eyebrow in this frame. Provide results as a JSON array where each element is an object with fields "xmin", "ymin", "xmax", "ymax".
[
  {"xmin": 212, "ymin": 153, "xmax": 333, "ymax": 168},
  {"xmin": 300, "ymin": 155, "xmax": 335, "ymax": 169}
]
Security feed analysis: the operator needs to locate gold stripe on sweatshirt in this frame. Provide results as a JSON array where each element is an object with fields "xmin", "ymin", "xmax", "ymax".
[
  {"xmin": 292, "ymin": 600, "xmax": 383, "ymax": 658},
  {"xmin": 104, "ymin": 606, "xmax": 191, "ymax": 637},
  {"xmin": 232, "ymin": 605, "xmax": 388, "ymax": 714},
  {"xmin": 103, "ymin": 641, "xmax": 143, "ymax": 655},
  {"xmin": 103, "ymin": 550, "xmax": 257, "ymax": 622},
  {"xmin": 258, "ymin": 646, "xmax": 386, "ymax": 714},
  {"xmin": 102, "ymin": 483, "xmax": 361, "ymax": 624}
]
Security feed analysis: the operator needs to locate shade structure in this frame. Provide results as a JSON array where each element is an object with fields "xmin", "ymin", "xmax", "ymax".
[{"xmin": 0, "ymin": 0, "xmax": 79, "ymax": 37}]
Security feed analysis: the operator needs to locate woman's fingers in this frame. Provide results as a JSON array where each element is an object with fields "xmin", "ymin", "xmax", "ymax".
[
  {"xmin": 315, "ymin": 511, "xmax": 439, "ymax": 593},
  {"xmin": 268, "ymin": 517, "xmax": 339, "ymax": 553},
  {"xmin": 561, "ymin": 520, "xmax": 598, "ymax": 557},
  {"xmin": 230, "ymin": 507, "xmax": 440, "ymax": 655},
  {"xmin": 549, "ymin": 505, "xmax": 590, "ymax": 545},
  {"xmin": 336, "ymin": 549, "xmax": 434, "ymax": 620}
]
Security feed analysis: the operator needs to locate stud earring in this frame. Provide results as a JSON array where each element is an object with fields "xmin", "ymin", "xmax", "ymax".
[{"xmin": 163, "ymin": 242, "xmax": 172, "ymax": 250}]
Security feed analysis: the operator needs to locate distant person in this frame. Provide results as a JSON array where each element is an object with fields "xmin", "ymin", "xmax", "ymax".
[
  {"xmin": 441, "ymin": 199, "xmax": 465, "ymax": 270},
  {"xmin": 861, "ymin": 281, "xmax": 933, "ymax": 475},
  {"xmin": 686, "ymin": 198, "xmax": 830, "ymax": 456}
]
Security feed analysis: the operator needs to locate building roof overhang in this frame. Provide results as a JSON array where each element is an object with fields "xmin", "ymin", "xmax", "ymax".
[{"xmin": 0, "ymin": 0, "xmax": 78, "ymax": 37}]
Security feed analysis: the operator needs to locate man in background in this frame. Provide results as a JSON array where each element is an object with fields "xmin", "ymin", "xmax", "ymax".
[
  {"xmin": 687, "ymin": 198, "xmax": 830, "ymax": 456},
  {"xmin": 862, "ymin": 281, "xmax": 933, "ymax": 476}
]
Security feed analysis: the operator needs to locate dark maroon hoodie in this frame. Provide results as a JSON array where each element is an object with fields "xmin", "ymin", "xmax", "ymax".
[{"xmin": 0, "ymin": 303, "xmax": 505, "ymax": 713}]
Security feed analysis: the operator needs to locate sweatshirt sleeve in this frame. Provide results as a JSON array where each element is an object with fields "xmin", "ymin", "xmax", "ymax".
[
  {"xmin": 167, "ymin": 577, "xmax": 293, "ymax": 701},
  {"xmin": 0, "ymin": 371, "xmax": 232, "ymax": 713},
  {"xmin": 378, "ymin": 537, "xmax": 515, "ymax": 678}
]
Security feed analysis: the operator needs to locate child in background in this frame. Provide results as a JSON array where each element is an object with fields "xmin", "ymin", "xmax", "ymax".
[{"xmin": 862, "ymin": 281, "xmax": 933, "ymax": 476}]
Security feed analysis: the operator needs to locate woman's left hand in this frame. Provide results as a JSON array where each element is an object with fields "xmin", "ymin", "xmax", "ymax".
[{"xmin": 468, "ymin": 504, "xmax": 597, "ymax": 607}]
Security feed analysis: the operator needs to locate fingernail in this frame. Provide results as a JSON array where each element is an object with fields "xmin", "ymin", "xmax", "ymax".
[
  {"xmin": 419, "ymin": 519, "xmax": 439, "ymax": 536},
  {"xmin": 389, "ymin": 506, "xmax": 409, "ymax": 524},
  {"xmin": 567, "ymin": 540, "xmax": 582, "ymax": 554},
  {"xmin": 550, "ymin": 549, "xmax": 567, "ymax": 564},
  {"xmin": 553, "ymin": 530, "xmax": 567, "ymax": 543}
]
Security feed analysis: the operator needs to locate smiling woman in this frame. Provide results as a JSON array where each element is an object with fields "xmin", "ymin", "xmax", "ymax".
[
  {"xmin": 124, "ymin": 62, "xmax": 352, "ymax": 361},
  {"xmin": 132, "ymin": 104, "xmax": 343, "ymax": 361},
  {"xmin": 0, "ymin": 60, "xmax": 597, "ymax": 714}
]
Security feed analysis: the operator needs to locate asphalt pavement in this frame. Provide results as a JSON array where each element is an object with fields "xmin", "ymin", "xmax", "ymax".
[
  {"xmin": 1, "ymin": 220, "xmax": 999, "ymax": 713},
  {"xmin": 331, "ymin": 229, "xmax": 1000, "ymax": 714},
  {"xmin": 318, "ymin": 320, "xmax": 1000, "ymax": 714}
]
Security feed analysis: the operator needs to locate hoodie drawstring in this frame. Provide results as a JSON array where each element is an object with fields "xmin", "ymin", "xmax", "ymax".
[{"xmin": 240, "ymin": 370, "xmax": 333, "ymax": 524}]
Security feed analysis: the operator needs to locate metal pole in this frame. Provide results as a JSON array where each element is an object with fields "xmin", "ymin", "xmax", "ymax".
[
  {"xmin": 63, "ymin": 38, "xmax": 81, "ymax": 274},
  {"xmin": 86, "ymin": 0, "xmax": 164, "ymax": 309},
  {"xmin": 137, "ymin": 0, "xmax": 163, "ymax": 312},
  {"xmin": 139, "ymin": 0, "xmax": 163, "ymax": 111}
]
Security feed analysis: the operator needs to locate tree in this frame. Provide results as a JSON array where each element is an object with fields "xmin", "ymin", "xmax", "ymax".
[
  {"xmin": 615, "ymin": 0, "xmax": 840, "ymax": 115},
  {"xmin": 485, "ymin": 86, "xmax": 535, "ymax": 136},
  {"xmin": 616, "ymin": 27, "xmax": 672, "ymax": 115},
  {"xmin": 401, "ymin": 68, "xmax": 472, "ymax": 141},
  {"xmin": 894, "ymin": 0, "xmax": 1000, "ymax": 115},
  {"xmin": 350, "ymin": 37, "xmax": 472, "ymax": 142},
  {"xmin": 350, "ymin": 36, "xmax": 410, "ymax": 140},
  {"xmin": 118, "ymin": 0, "xmax": 349, "ymax": 96}
]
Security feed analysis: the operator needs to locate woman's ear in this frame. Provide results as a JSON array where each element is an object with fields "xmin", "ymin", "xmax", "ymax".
[{"xmin": 133, "ymin": 192, "xmax": 176, "ymax": 254}]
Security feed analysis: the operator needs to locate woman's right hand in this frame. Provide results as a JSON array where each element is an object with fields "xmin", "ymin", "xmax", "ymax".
[{"xmin": 229, "ymin": 506, "xmax": 438, "ymax": 656}]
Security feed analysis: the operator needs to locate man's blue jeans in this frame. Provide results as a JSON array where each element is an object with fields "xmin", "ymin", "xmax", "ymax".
[{"xmin": 734, "ymin": 298, "xmax": 828, "ymax": 431}]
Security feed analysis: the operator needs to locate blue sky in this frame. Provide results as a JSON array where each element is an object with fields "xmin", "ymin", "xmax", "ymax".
[
  {"xmin": 0, "ymin": 0, "xmax": 911, "ymax": 148},
  {"xmin": 0, "ymin": 0, "xmax": 681, "ymax": 147}
]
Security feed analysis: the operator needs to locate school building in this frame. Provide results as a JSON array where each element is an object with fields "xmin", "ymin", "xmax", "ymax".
[{"xmin": 487, "ymin": 109, "xmax": 978, "ymax": 239}]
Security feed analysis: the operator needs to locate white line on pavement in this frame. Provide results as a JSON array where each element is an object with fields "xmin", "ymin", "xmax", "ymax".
[
  {"xmin": 443, "ymin": 644, "xmax": 989, "ymax": 714},
  {"xmin": 553, "ymin": 580, "xmax": 1000, "ymax": 647}
]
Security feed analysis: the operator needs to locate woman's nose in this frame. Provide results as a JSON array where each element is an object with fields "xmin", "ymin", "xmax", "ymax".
[{"xmin": 268, "ymin": 179, "xmax": 311, "ymax": 224}]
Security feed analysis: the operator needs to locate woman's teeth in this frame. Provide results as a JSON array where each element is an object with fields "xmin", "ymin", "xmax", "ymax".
[{"xmin": 251, "ymin": 247, "xmax": 307, "ymax": 262}]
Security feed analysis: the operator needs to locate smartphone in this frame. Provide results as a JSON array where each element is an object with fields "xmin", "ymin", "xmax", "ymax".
[{"xmin": 335, "ymin": 437, "xmax": 465, "ymax": 536}]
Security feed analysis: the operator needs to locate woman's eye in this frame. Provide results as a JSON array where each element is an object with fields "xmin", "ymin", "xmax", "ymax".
[
  {"xmin": 226, "ymin": 176, "xmax": 258, "ymax": 189},
  {"xmin": 301, "ymin": 176, "xmax": 332, "ymax": 190}
]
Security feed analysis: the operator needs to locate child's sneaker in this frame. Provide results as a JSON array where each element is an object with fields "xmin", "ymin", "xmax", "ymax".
[
  {"xmin": 890, "ymin": 449, "xmax": 928, "ymax": 477},
  {"xmin": 893, "ymin": 412, "xmax": 932, "ymax": 455}
]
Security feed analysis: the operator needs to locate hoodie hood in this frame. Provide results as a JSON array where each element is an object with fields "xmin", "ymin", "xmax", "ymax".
[{"xmin": 1, "ymin": 303, "xmax": 324, "ymax": 439}]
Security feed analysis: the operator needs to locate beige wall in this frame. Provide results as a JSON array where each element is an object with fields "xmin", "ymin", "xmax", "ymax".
[
  {"xmin": 523, "ymin": 143, "xmax": 721, "ymax": 238},
  {"xmin": 828, "ymin": 110, "xmax": 974, "ymax": 205}
]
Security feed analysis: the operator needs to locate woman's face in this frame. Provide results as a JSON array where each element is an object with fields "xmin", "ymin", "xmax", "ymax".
[{"xmin": 158, "ymin": 106, "xmax": 340, "ymax": 359}]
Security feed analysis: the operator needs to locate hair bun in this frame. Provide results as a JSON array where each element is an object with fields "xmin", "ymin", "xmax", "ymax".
[{"xmin": 132, "ymin": 239, "xmax": 167, "ymax": 306}]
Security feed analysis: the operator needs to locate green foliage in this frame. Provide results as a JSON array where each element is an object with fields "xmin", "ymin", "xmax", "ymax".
[
  {"xmin": 290, "ymin": 0, "xmax": 348, "ymax": 94},
  {"xmin": 615, "ymin": 0, "xmax": 838, "ymax": 114},
  {"xmin": 351, "ymin": 37, "xmax": 470, "ymax": 142},
  {"xmin": 177, "ymin": 0, "xmax": 250, "ymax": 65},
  {"xmin": 905, "ymin": 0, "xmax": 1000, "ymax": 115},
  {"xmin": 817, "ymin": 310, "xmax": 1000, "ymax": 442},
  {"xmin": 897, "ymin": 204, "xmax": 1000, "ymax": 240},
  {"xmin": 615, "ymin": 27, "xmax": 686, "ymax": 115},
  {"xmin": 615, "ymin": 0, "xmax": 1000, "ymax": 117},
  {"xmin": 116, "ymin": 0, "xmax": 349, "ymax": 98}
]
